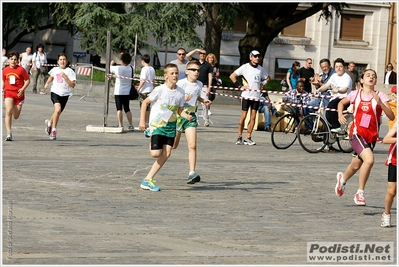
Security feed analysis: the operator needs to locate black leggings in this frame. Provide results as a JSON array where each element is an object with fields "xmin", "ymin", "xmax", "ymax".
[
  {"xmin": 325, "ymin": 98, "xmax": 349, "ymax": 129},
  {"xmin": 115, "ymin": 95, "xmax": 130, "ymax": 113}
]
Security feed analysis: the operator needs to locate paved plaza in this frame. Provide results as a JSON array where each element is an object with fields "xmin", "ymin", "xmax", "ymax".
[{"xmin": 2, "ymin": 89, "xmax": 397, "ymax": 265}]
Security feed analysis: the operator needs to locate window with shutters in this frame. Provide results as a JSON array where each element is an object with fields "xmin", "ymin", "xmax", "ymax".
[
  {"xmin": 281, "ymin": 18, "xmax": 306, "ymax": 37},
  {"xmin": 340, "ymin": 14, "xmax": 365, "ymax": 40}
]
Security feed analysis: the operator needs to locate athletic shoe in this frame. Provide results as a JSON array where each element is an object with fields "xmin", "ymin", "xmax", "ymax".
[
  {"xmin": 264, "ymin": 127, "xmax": 271, "ymax": 132},
  {"xmin": 144, "ymin": 128, "xmax": 151, "ymax": 138},
  {"xmin": 376, "ymin": 137, "xmax": 383, "ymax": 143},
  {"xmin": 5, "ymin": 133, "xmax": 12, "ymax": 141},
  {"xmin": 354, "ymin": 191, "xmax": 366, "ymax": 205},
  {"xmin": 140, "ymin": 179, "xmax": 160, "ymax": 191},
  {"xmin": 381, "ymin": 212, "xmax": 391, "ymax": 227},
  {"xmin": 50, "ymin": 130, "xmax": 57, "ymax": 140},
  {"xmin": 335, "ymin": 172, "xmax": 345, "ymax": 197},
  {"xmin": 235, "ymin": 136, "xmax": 243, "ymax": 145},
  {"xmin": 187, "ymin": 172, "xmax": 201, "ymax": 184},
  {"xmin": 331, "ymin": 127, "xmax": 345, "ymax": 134},
  {"xmin": 45, "ymin": 119, "xmax": 52, "ymax": 135},
  {"xmin": 128, "ymin": 125, "xmax": 135, "ymax": 131},
  {"xmin": 39, "ymin": 91, "xmax": 47, "ymax": 95},
  {"xmin": 244, "ymin": 137, "xmax": 256, "ymax": 145},
  {"xmin": 204, "ymin": 119, "xmax": 210, "ymax": 127}
]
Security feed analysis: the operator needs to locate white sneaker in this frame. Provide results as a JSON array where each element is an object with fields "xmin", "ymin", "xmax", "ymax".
[
  {"xmin": 204, "ymin": 119, "xmax": 210, "ymax": 127},
  {"xmin": 354, "ymin": 191, "xmax": 366, "ymax": 205},
  {"xmin": 381, "ymin": 212, "xmax": 391, "ymax": 227},
  {"xmin": 5, "ymin": 133, "xmax": 12, "ymax": 141}
]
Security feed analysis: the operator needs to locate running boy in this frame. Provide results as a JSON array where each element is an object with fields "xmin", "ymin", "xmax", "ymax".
[
  {"xmin": 138, "ymin": 63, "xmax": 193, "ymax": 191},
  {"xmin": 172, "ymin": 60, "xmax": 212, "ymax": 184},
  {"xmin": 334, "ymin": 69, "xmax": 394, "ymax": 205},
  {"xmin": 381, "ymin": 121, "xmax": 397, "ymax": 227},
  {"xmin": 43, "ymin": 53, "xmax": 76, "ymax": 140},
  {"xmin": 2, "ymin": 51, "xmax": 30, "ymax": 141}
]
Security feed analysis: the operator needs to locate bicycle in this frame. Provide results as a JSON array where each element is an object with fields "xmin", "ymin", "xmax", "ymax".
[
  {"xmin": 271, "ymin": 104, "xmax": 302, "ymax": 149},
  {"xmin": 296, "ymin": 95, "xmax": 353, "ymax": 153}
]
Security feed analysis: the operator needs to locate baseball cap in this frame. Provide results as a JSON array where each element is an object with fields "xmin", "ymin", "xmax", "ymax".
[
  {"xmin": 391, "ymin": 85, "xmax": 397, "ymax": 94},
  {"xmin": 249, "ymin": 50, "xmax": 260, "ymax": 57}
]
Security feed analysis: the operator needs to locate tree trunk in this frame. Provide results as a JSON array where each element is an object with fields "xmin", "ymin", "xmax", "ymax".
[{"xmin": 204, "ymin": 4, "xmax": 223, "ymax": 63}]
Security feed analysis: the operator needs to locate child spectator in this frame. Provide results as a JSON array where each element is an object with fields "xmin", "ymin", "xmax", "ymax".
[
  {"xmin": 172, "ymin": 60, "xmax": 212, "ymax": 184},
  {"xmin": 381, "ymin": 121, "xmax": 397, "ymax": 227},
  {"xmin": 138, "ymin": 63, "xmax": 193, "ymax": 191},
  {"xmin": 334, "ymin": 69, "xmax": 394, "ymax": 205},
  {"xmin": 43, "ymin": 53, "xmax": 76, "ymax": 140},
  {"xmin": 137, "ymin": 54, "xmax": 155, "ymax": 128},
  {"xmin": 2, "ymin": 51, "xmax": 30, "ymax": 141}
]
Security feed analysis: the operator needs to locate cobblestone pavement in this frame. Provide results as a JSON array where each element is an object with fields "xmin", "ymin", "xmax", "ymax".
[{"xmin": 2, "ymin": 91, "xmax": 396, "ymax": 265}]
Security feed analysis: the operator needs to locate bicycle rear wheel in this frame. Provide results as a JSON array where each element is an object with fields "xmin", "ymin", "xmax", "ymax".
[
  {"xmin": 271, "ymin": 114, "xmax": 297, "ymax": 149},
  {"xmin": 337, "ymin": 114, "xmax": 354, "ymax": 153},
  {"xmin": 297, "ymin": 114, "xmax": 329, "ymax": 153}
]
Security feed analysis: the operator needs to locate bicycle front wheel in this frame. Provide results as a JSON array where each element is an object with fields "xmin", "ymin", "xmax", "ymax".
[
  {"xmin": 297, "ymin": 114, "xmax": 329, "ymax": 153},
  {"xmin": 271, "ymin": 114, "xmax": 297, "ymax": 149}
]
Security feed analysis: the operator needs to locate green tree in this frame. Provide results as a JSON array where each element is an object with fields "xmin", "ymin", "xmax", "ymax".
[
  {"xmin": 235, "ymin": 3, "xmax": 349, "ymax": 65},
  {"xmin": 2, "ymin": 3, "xmax": 56, "ymax": 50}
]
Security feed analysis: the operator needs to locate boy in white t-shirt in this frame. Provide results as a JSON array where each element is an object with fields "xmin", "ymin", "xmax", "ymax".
[
  {"xmin": 138, "ymin": 63, "xmax": 193, "ymax": 191},
  {"xmin": 172, "ymin": 60, "xmax": 212, "ymax": 184},
  {"xmin": 43, "ymin": 53, "xmax": 76, "ymax": 140},
  {"xmin": 137, "ymin": 54, "xmax": 155, "ymax": 127}
]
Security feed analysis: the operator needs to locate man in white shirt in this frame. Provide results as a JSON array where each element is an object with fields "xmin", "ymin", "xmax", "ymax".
[
  {"xmin": 170, "ymin": 48, "xmax": 189, "ymax": 80},
  {"xmin": 229, "ymin": 50, "xmax": 270, "ymax": 146},
  {"xmin": 137, "ymin": 54, "xmax": 155, "ymax": 127}
]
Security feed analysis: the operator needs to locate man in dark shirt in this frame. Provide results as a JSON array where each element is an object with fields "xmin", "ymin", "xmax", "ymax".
[
  {"xmin": 346, "ymin": 61, "xmax": 360, "ymax": 90},
  {"xmin": 298, "ymin": 58, "xmax": 315, "ymax": 93},
  {"xmin": 186, "ymin": 48, "xmax": 213, "ymax": 126}
]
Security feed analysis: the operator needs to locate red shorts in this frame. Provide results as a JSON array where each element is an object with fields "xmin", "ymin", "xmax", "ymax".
[{"xmin": 4, "ymin": 90, "xmax": 25, "ymax": 105}]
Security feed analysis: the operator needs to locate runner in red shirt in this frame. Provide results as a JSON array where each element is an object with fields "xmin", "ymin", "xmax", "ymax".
[
  {"xmin": 2, "ymin": 51, "xmax": 30, "ymax": 141},
  {"xmin": 381, "ymin": 121, "xmax": 397, "ymax": 227},
  {"xmin": 333, "ymin": 69, "xmax": 394, "ymax": 206}
]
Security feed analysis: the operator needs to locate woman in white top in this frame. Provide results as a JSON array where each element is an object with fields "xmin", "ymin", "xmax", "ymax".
[
  {"xmin": 316, "ymin": 58, "xmax": 352, "ymax": 132},
  {"xmin": 110, "ymin": 52, "xmax": 134, "ymax": 131},
  {"xmin": 19, "ymin": 47, "xmax": 33, "ymax": 75},
  {"xmin": 31, "ymin": 44, "xmax": 48, "ymax": 94}
]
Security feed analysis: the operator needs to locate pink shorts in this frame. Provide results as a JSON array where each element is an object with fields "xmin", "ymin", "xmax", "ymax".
[
  {"xmin": 4, "ymin": 90, "xmax": 25, "ymax": 105},
  {"xmin": 349, "ymin": 134, "xmax": 374, "ymax": 159}
]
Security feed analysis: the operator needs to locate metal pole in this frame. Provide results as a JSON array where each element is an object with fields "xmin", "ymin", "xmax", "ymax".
[
  {"xmin": 133, "ymin": 32, "xmax": 138, "ymax": 74},
  {"xmin": 104, "ymin": 31, "xmax": 112, "ymax": 127}
]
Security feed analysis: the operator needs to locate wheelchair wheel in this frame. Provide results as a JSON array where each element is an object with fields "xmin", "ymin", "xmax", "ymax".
[
  {"xmin": 271, "ymin": 113, "xmax": 297, "ymax": 149},
  {"xmin": 297, "ymin": 114, "xmax": 329, "ymax": 153}
]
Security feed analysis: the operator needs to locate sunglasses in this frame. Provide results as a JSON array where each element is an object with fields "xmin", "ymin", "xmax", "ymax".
[
  {"xmin": 199, "ymin": 52, "xmax": 206, "ymax": 55},
  {"xmin": 187, "ymin": 68, "xmax": 200, "ymax": 72},
  {"xmin": 177, "ymin": 53, "xmax": 185, "ymax": 56},
  {"xmin": 252, "ymin": 54, "xmax": 260, "ymax": 58}
]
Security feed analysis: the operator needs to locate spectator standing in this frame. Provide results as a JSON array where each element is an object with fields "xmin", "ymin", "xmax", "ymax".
[
  {"xmin": 205, "ymin": 52, "xmax": 221, "ymax": 103},
  {"xmin": 31, "ymin": 44, "xmax": 48, "ymax": 94},
  {"xmin": 43, "ymin": 53, "xmax": 76, "ymax": 140},
  {"xmin": 297, "ymin": 58, "xmax": 315, "ymax": 93},
  {"xmin": 19, "ymin": 47, "xmax": 33, "ymax": 75},
  {"xmin": 286, "ymin": 61, "xmax": 300, "ymax": 91},
  {"xmin": 346, "ymin": 61, "xmax": 360, "ymax": 91},
  {"xmin": 384, "ymin": 63, "xmax": 397, "ymax": 85},
  {"xmin": 110, "ymin": 53, "xmax": 135, "ymax": 131},
  {"xmin": 316, "ymin": 58, "xmax": 352, "ymax": 133},
  {"xmin": 136, "ymin": 54, "xmax": 155, "ymax": 128},
  {"xmin": 170, "ymin": 48, "xmax": 189, "ymax": 80},
  {"xmin": 381, "ymin": 121, "xmax": 397, "ymax": 227},
  {"xmin": 2, "ymin": 48, "xmax": 8, "ymax": 68},
  {"xmin": 173, "ymin": 60, "xmax": 212, "ymax": 184},
  {"xmin": 2, "ymin": 51, "xmax": 31, "ymax": 141},
  {"xmin": 138, "ymin": 63, "xmax": 193, "ymax": 191},
  {"xmin": 229, "ymin": 50, "xmax": 270, "ymax": 145},
  {"xmin": 186, "ymin": 48, "xmax": 213, "ymax": 127},
  {"xmin": 334, "ymin": 69, "xmax": 394, "ymax": 206},
  {"xmin": 388, "ymin": 85, "xmax": 397, "ymax": 129}
]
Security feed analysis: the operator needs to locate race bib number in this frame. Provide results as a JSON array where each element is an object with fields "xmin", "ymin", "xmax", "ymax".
[
  {"xmin": 162, "ymin": 109, "xmax": 173, "ymax": 122},
  {"xmin": 359, "ymin": 113, "xmax": 371, "ymax": 128},
  {"xmin": 9, "ymin": 75, "xmax": 15, "ymax": 84}
]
